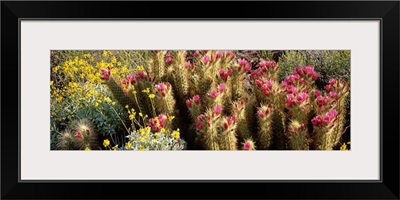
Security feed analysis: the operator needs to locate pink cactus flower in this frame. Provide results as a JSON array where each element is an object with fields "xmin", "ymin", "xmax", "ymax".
[
  {"xmin": 210, "ymin": 90, "xmax": 219, "ymax": 99},
  {"xmin": 225, "ymin": 50, "xmax": 232, "ymax": 58},
  {"xmin": 213, "ymin": 106, "xmax": 223, "ymax": 115},
  {"xmin": 314, "ymin": 90, "xmax": 321, "ymax": 97},
  {"xmin": 123, "ymin": 89, "xmax": 128, "ymax": 95},
  {"xmin": 311, "ymin": 115, "xmax": 323, "ymax": 126},
  {"xmin": 186, "ymin": 99, "xmax": 192, "ymax": 107},
  {"xmin": 184, "ymin": 61, "xmax": 191, "ymax": 69},
  {"xmin": 227, "ymin": 68, "xmax": 233, "ymax": 76},
  {"xmin": 324, "ymin": 85, "xmax": 331, "ymax": 92},
  {"xmin": 100, "ymin": 67, "xmax": 111, "ymax": 80},
  {"xmin": 312, "ymin": 72, "xmax": 319, "ymax": 80},
  {"xmin": 286, "ymin": 85, "xmax": 297, "ymax": 94},
  {"xmin": 259, "ymin": 60, "xmax": 268, "ymax": 68},
  {"xmin": 329, "ymin": 78, "xmax": 336, "ymax": 85},
  {"xmin": 329, "ymin": 91, "xmax": 337, "ymax": 98},
  {"xmin": 201, "ymin": 55, "xmax": 210, "ymax": 64},
  {"xmin": 324, "ymin": 96, "xmax": 330, "ymax": 105},
  {"xmin": 217, "ymin": 83, "xmax": 226, "ymax": 92},
  {"xmin": 121, "ymin": 78, "xmax": 129, "ymax": 85},
  {"xmin": 323, "ymin": 116, "xmax": 331, "ymax": 125},
  {"xmin": 296, "ymin": 92, "xmax": 307, "ymax": 104},
  {"xmin": 216, "ymin": 51, "xmax": 223, "ymax": 59},
  {"xmin": 244, "ymin": 63, "xmax": 251, "ymax": 72},
  {"xmin": 196, "ymin": 122, "xmax": 203, "ymax": 130},
  {"xmin": 127, "ymin": 74, "xmax": 136, "ymax": 84},
  {"xmin": 193, "ymin": 95, "xmax": 200, "ymax": 104},
  {"xmin": 257, "ymin": 109, "xmax": 265, "ymax": 118},
  {"xmin": 166, "ymin": 57, "xmax": 172, "ymax": 65},
  {"xmin": 75, "ymin": 131, "xmax": 82, "ymax": 138},
  {"xmin": 266, "ymin": 80, "xmax": 274, "ymax": 89},
  {"xmin": 244, "ymin": 142, "xmax": 251, "ymax": 150},
  {"xmin": 238, "ymin": 58, "xmax": 247, "ymax": 67},
  {"xmin": 155, "ymin": 83, "xmax": 166, "ymax": 91},
  {"xmin": 286, "ymin": 94, "xmax": 295, "ymax": 107},
  {"xmin": 193, "ymin": 50, "xmax": 201, "ymax": 57}
]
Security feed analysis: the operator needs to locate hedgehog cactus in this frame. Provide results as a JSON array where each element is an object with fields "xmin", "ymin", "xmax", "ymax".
[
  {"xmin": 70, "ymin": 118, "xmax": 97, "ymax": 150},
  {"xmin": 287, "ymin": 120, "xmax": 309, "ymax": 150},
  {"xmin": 98, "ymin": 50, "xmax": 349, "ymax": 150},
  {"xmin": 56, "ymin": 130, "xmax": 75, "ymax": 150},
  {"xmin": 257, "ymin": 104, "xmax": 274, "ymax": 149}
]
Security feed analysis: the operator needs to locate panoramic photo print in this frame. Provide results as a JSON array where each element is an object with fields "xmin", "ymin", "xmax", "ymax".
[{"xmin": 50, "ymin": 50, "xmax": 350, "ymax": 151}]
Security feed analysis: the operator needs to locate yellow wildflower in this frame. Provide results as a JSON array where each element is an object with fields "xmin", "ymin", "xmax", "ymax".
[
  {"xmin": 129, "ymin": 114, "xmax": 135, "ymax": 120},
  {"xmin": 125, "ymin": 105, "xmax": 129, "ymax": 109},
  {"xmin": 93, "ymin": 102, "xmax": 99, "ymax": 107},
  {"xmin": 145, "ymin": 126, "xmax": 151, "ymax": 133},
  {"xmin": 154, "ymin": 133, "xmax": 159, "ymax": 138},
  {"xmin": 139, "ymin": 112, "xmax": 143, "ymax": 117},
  {"xmin": 112, "ymin": 101, "xmax": 116, "ymax": 105},
  {"xmin": 172, "ymin": 130, "xmax": 180, "ymax": 139},
  {"xmin": 136, "ymin": 65, "xmax": 144, "ymax": 72},
  {"xmin": 104, "ymin": 97, "xmax": 111, "ymax": 103},
  {"xmin": 102, "ymin": 50, "xmax": 108, "ymax": 57},
  {"xmin": 85, "ymin": 147, "xmax": 91, "ymax": 151},
  {"xmin": 139, "ymin": 146, "xmax": 145, "ymax": 151},
  {"xmin": 50, "ymin": 81, "xmax": 53, "ymax": 86},
  {"xmin": 125, "ymin": 142, "xmax": 131, "ymax": 149},
  {"xmin": 138, "ymin": 129, "xmax": 144, "ymax": 134},
  {"xmin": 112, "ymin": 145, "xmax": 119, "ymax": 150},
  {"xmin": 117, "ymin": 61, "xmax": 122, "ymax": 66},
  {"xmin": 149, "ymin": 94, "xmax": 155, "ymax": 99},
  {"xmin": 340, "ymin": 143, "xmax": 348, "ymax": 151},
  {"xmin": 142, "ymin": 88, "xmax": 150, "ymax": 94},
  {"xmin": 111, "ymin": 56, "xmax": 117, "ymax": 63},
  {"xmin": 103, "ymin": 139, "xmax": 110, "ymax": 147},
  {"xmin": 160, "ymin": 128, "xmax": 165, "ymax": 133},
  {"xmin": 168, "ymin": 115, "xmax": 175, "ymax": 121}
]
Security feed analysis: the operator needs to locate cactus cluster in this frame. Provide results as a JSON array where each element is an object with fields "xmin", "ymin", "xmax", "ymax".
[
  {"xmin": 56, "ymin": 118, "xmax": 97, "ymax": 150},
  {"xmin": 99, "ymin": 50, "xmax": 350, "ymax": 150}
]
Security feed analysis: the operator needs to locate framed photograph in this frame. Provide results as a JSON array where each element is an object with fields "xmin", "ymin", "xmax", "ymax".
[{"xmin": 2, "ymin": 1, "xmax": 399, "ymax": 199}]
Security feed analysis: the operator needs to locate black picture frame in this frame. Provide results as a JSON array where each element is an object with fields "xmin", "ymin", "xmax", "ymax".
[{"xmin": 1, "ymin": 1, "xmax": 399, "ymax": 199}]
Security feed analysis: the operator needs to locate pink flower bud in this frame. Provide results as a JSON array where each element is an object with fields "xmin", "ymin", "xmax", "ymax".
[
  {"xmin": 329, "ymin": 78, "xmax": 336, "ymax": 85},
  {"xmin": 244, "ymin": 63, "xmax": 251, "ymax": 72},
  {"xmin": 193, "ymin": 95, "xmax": 200, "ymax": 104},
  {"xmin": 314, "ymin": 90, "xmax": 321, "ymax": 97},
  {"xmin": 75, "ymin": 131, "xmax": 82, "ymax": 138},
  {"xmin": 123, "ymin": 89, "xmax": 128, "ymax": 95},
  {"xmin": 257, "ymin": 109, "xmax": 265, "ymax": 118},
  {"xmin": 166, "ymin": 57, "xmax": 172, "ymax": 65},
  {"xmin": 244, "ymin": 142, "xmax": 251, "ymax": 150},
  {"xmin": 225, "ymin": 50, "xmax": 232, "ymax": 58},
  {"xmin": 216, "ymin": 51, "xmax": 223, "ymax": 59},
  {"xmin": 184, "ymin": 61, "xmax": 191, "ymax": 69},
  {"xmin": 193, "ymin": 50, "xmax": 200, "ymax": 57},
  {"xmin": 227, "ymin": 68, "xmax": 233, "ymax": 76},
  {"xmin": 238, "ymin": 58, "xmax": 247, "ymax": 67},
  {"xmin": 122, "ymin": 78, "xmax": 129, "ymax": 85},
  {"xmin": 312, "ymin": 72, "xmax": 319, "ymax": 80},
  {"xmin": 324, "ymin": 85, "xmax": 331, "ymax": 92},
  {"xmin": 201, "ymin": 55, "xmax": 210, "ymax": 64},
  {"xmin": 213, "ymin": 105, "xmax": 223, "ymax": 115},
  {"xmin": 324, "ymin": 96, "xmax": 330, "ymax": 105},
  {"xmin": 329, "ymin": 91, "xmax": 337, "ymax": 98},
  {"xmin": 210, "ymin": 90, "xmax": 219, "ymax": 99},
  {"xmin": 217, "ymin": 83, "xmax": 226, "ymax": 92},
  {"xmin": 186, "ymin": 99, "xmax": 192, "ymax": 107},
  {"xmin": 266, "ymin": 80, "xmax": 274, "ymax": 89}
]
